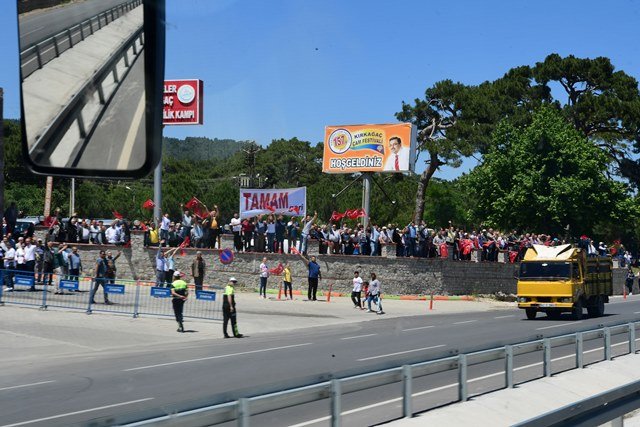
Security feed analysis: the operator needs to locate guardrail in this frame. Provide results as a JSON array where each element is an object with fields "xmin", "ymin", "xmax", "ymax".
[
  {"xmin": 122, "ymin": 320, "xmax": 640, "ymax": 426},
  {"xmin": 0, "ymin": 269, "xmax": 221, "ymax": 321},
  {"xmin": 20, "ymin": 0, "xmax": 143, "ymax": 79},
  {"xmin": 29, "ymin": 24, "xmax": 144, "ymax": 165}
]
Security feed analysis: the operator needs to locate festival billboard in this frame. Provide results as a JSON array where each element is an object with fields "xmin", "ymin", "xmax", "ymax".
[
  {"xmin": 323, "ymin": 123, "xmax": 416, "ymax": 174},
  {"xmin": 240, "ymin": 187, "xmax": 307, "ymax": 218},
  {"xmin": 163, "ymin": 79, "xmax": 204, "ymax": 125}
]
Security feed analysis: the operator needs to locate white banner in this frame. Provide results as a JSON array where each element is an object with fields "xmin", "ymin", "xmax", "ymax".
[{"xmin": 240, "ymin": 187, "xmax": 307, "ymax": 219}]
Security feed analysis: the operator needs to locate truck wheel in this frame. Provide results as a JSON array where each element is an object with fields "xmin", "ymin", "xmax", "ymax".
[
  {"xmin": 525, "ymin": 308, "xmax": 537, "ymax": 320},
  {"xmin": 572, "ymin": 299, "xmax": 583, "ymax": 320}
]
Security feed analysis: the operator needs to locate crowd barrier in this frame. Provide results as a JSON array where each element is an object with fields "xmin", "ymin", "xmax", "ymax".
[{"xmin": 0, "ymin": 269, "xmax": 221, "ymax": 321}]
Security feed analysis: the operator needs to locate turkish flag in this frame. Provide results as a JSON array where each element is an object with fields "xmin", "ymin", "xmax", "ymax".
[
  {"xmin": 185, "ymin": 197, "xmax": 209, "ymax": 219},
  {"xmin": 330, "ymin": 211, "xmax": 345, "ymax": 222},
  {"xmin": 355, "ymin": 208, "xmax": 367, "ymax": 218},
  {"xmin": 269, "ymin": 263, "xmax": 284, "ymax": 275},
  {"xmin": 345, "ymin": 209, "xmax": 359, "ymax": 220},
  {"xmin": 112, "ymin": 210, "xmax": 123, "ymax": 220},
  {"xmin": 178, "ymin": 236, "xmax": 191, "ymax": 256},
  {"xmin": 142, "ymin": 199, "xmax": 155, "ymax": 210},
  {"xmin": 290, "ymin": 247, "xmax": 300, "ymax": 255}
]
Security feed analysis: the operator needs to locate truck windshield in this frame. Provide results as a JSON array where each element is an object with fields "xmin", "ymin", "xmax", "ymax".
[{"xmin": 519, "ymin": 262, "xmax": 571, "ymax": 280}]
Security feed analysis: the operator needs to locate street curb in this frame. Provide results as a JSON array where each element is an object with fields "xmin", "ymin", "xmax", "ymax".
[{"xmin": 254, "ymin": 288, "xmax": 475, "ymax": 301}]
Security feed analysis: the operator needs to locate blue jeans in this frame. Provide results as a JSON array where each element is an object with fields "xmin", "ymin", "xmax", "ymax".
[
  {"xmin": 259, "ymin": 276, "xmax": 267, "ymax": 297},
  {"xmin": 368, "ymin": 294, "xmax": 382, "ymax": 312},
  {"xmin": 298, "ymin": 234, "xmax": 308, "ymax": 254},
  {"xmin": 156, "ymin": 269, "xmax": 165, "ymax": 287}
]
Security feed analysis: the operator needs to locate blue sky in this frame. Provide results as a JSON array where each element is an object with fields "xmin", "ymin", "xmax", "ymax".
[{"xmin": 2, "ymin": 0, "xmax": 639, "ymax": 179}]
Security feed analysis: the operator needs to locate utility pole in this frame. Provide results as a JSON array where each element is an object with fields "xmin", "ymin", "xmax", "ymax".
[{"xmin": 243, "ymin": 142, "xmax": 259, "ymax": 188}]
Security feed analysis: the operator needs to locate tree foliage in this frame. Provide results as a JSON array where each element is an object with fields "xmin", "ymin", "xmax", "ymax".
[{"xmin": 464, "ymin": 107, "xmax": 638, "ymax": 238}]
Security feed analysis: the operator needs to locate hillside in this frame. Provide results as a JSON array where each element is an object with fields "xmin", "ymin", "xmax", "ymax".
[{"xmin": 162, "ymin": 136, "xmax": 248, "ymax": 162}]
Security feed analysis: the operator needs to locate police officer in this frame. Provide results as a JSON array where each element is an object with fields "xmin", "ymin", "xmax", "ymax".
[
  {"xmin": 223, "ymin": 277, "xmax": 243, "ymax": 338},
  {"xmin": 170, "ymin": 271, "xmax": 188, "ymax": 332}
]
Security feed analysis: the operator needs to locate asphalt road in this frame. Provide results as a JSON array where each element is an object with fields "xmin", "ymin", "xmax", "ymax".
[
  {"xmin": 2, "ymin": 297, "xmax": 640, "ymax": 426},
  {"xmin": 19, "ymin": 0, "xmax": 131, "ymax": 48}
]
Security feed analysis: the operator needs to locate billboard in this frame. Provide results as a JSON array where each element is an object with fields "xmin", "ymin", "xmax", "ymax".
[
  {"xmin": 163, "ymin": 79, "xmax": 204, "ymax": 125},
  {"xmin": 240, "ymin": 187, "xmax": 306, "ymax": 218},
  {"xmin": 323, "ymin": 123, "xmax": 416, "ymax": 174}
]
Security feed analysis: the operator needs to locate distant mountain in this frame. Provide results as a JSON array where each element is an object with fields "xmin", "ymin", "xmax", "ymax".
[{"xmin": 162, "ymin": 136, "xmax": 249, "ymax": 161}]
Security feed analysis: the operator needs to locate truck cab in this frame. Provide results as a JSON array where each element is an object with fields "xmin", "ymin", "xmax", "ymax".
[{"xmin": 517, "ymin": 244, "xmax": 612, "ymax": 320}]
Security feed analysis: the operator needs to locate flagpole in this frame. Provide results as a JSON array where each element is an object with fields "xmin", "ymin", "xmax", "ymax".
[{"xmin": 362, "ymin": 172, "xmax": 371, "ymax": 229}]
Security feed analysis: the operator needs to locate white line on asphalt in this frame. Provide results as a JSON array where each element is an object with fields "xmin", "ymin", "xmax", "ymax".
[
  {"xmin": 357, "ymin": 345, "xmax": 445, "ymax": 362},
  {"xmin": 494, "ymin": 315, "xmax": 516, "ymax": 319},
  {"xmin": 0, "ymin": 380, "xmax": 55, "ymax": 392},
  {"xmin": 402, "ymin": 326, "xmax": 435, "ymax": 332},
  {"xmin": 634, "ymin": 311, "xmax": 640, "ymax": 314},
  {"xmin": 536, "ymin": 321, "xmax": 582, "ymax": 331},
  {"xmin": 341, "ymin": 334, "xmax": 377, "ymax": 340},
  {"xmin": 291, "ymin": 340, "xmax": 632, "ymax": 426},
  {"xmin": 0, "ymin": 397, "xmax": 154, "ymax": 427},
  {"xmin": 117, "ymin": 91, "xmax": 146, "ymax": 169},
  {"xmin": 20, "ymin": 26, "xmax": 45, "ymax": 37},
  {"xmin": 453, "ymin": 320, "xmax": 477, "ymax": 325},
  {"xmin": 124, "ymin": 343, "xmax": 313, "ymax": 371}
]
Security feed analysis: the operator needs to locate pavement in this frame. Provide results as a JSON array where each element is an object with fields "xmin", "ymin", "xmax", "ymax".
[
  {"xmin": 1, "ymin": 293, "xmax": 510, "ymax": 359},
  {"xmin": 390, "ymin": 352, "xmax": 640, "ymax": 427}
]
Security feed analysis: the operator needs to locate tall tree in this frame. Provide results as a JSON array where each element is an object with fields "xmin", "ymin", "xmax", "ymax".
[{"xmin": 464, "ymin": 107, "xmax": 637, "ymax": 237}]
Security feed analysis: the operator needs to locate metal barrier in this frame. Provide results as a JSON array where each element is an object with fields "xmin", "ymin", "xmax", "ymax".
[
  {"xmin": 20, "ymin": 0, "xmax": 143, "ymax": 79},
  {"xmin": 0, "ymin": 269, "xmax": 221, "ymax": 321},
  {"xmin": 122, "ymin": 321, "xmax": 640, "ymax": 426}
]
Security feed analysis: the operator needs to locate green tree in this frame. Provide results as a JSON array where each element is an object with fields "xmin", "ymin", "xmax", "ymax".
[{"xmin": 464, "ymin": 107, "xmax": 638, "ymax": 237}]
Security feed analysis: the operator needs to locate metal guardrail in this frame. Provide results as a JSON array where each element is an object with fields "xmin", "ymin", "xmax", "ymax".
[
  {"xmin": 121, "ymin": 320, "xmax": 640, "ymax": 426},
  {"xmin": 0, "ymin": 269, "xmax": 222, "ymax": 320},
  {"xmin": 29, "ymin": 24, "xmax": 144, "ymax": 165},
  {"xmin": 20, "ymin": 0, "xmax": 143, "ymax": 79}
]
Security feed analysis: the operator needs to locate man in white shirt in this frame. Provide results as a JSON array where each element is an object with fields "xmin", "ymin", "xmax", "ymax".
[
  {"xmin": 105, "ymin": 223, "xmax": 120, "ymax": 244},
  {"xmin": 24, "ymin": 238, "xmax": 36, "ymax": 274},
  {"xmin": 351, "ymin": 271, "xmax": 363, "ymax": 309},
  {"xmin": 4, "ymin": 243, "xmax": 16, "ymax": 290},
  {"xmin": 230, "ymin": 213, "xmax": 242, "ymax": 252},
  {"xmin": 383, "ymin": 136, "xmax": 410, "ymax": 172}
]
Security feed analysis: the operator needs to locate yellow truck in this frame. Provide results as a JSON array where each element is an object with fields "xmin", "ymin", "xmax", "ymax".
[{"xmin": 517, "ymin": 244, "xmax": 612, "ymax": 320}]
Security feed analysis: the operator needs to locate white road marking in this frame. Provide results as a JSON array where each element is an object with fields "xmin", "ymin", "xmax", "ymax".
[
  {"xmin": 0, "ymin": 380, "xmax": 55, "ymax": 392},
  {"xmin": 453, "ymin": 320, "xmax": 477, "ymax": 325},
  {"xmin": 341, "ymin": 334, "xmax": 377, "ymax": 340},
  {"xmin": 291, "ymin": 340, "xmax": 632, "ymax": 426},
  {"xmin": 117, "ymin": 91, "xmax": 146, "ymax": 169},
  {"xmin": 0, "ymin": 397, "xmax": 154, "ymax": 427},
  {"xmin": 124, "ymin": 343, "xmax": 313, "ymax": 371},
  {"xmin": 402, "ymin": 325, "xmax": 435, "ymax": 332},
  {"xmin": 494, "ymin": 315, "xmax": 516, "ymax": 319},
  {"xmin": 20, "ymin": 25, "xmax": 45, "ymax": 38},
  {"xmin": 634, "ymin": 311, "xmax": 640, "ymax": 314},
  {"xmin": 357, "ymin": 345, "xmax": 445, "ymax": 362},
  {"xmin": 536, "ymin": 321, "xmax": 582, "ymax": 331}
]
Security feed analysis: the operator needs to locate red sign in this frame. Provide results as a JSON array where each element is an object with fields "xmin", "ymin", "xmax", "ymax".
[{"xmin": 163, "ymin": 79, "xmax": 203, "ymax": 125}]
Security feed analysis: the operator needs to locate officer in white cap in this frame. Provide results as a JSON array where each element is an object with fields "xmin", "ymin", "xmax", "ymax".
[
  {"xmin": 170, "ymin": 271, "xmax": 188, "ymax": 332},
  {"xmin": 223, "ymin": 277, "xmax": 243, "ymax": 338}
]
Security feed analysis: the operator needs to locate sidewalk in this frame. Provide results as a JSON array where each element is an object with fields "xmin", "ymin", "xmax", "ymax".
[
  {"xmin": 0, "ymin": 293, "xmax": 510, "ymax": 362},
  {"xmin": 390, "ymin": 352, "xmax": 640, "ymax": 427}
]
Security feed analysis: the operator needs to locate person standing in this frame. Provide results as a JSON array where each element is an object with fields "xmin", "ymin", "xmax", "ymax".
[
  {"xmin": 298, "ymin": 211, "xmax": 318, "ymax": 255},
  {"xmin": 230, "ymin": 213, "xmax": 242, "ymax": 252},
  {"xmin": 155, "ymin": 248, "xmax": 166, "ymax": 287},
  {"xmin": 68, "ymin": 247, "xmax": 82, "ymax": 281},
  {"xmin": 626, "ymin": 267, "xmax": 635, "ymax": 296},
  {"xmin": 191, "ymin": 251, "xmax": 206, "ymax": 292},
  {"xmin": 170, "ymin": 271, "xmax": 188, "ymax": 332},
  {"xmin": 90, "ymin": 250, "xmax": 111, "ymax": 304},
  {"xmin": 3, "ymin": 242, "xmax": 15, "ymax": 290},
  {"xmin": 283, "ymin": 262, "xmax": 293, "ymax": 300},
  {"xmin": 105, "ymin": 250, "xmax": 121, "ymax": 286},
  {"xmin": 259, "ymin": 257, "xmax": 269, "ymax": 299},
  {"xmin": 223, "ymin": 277, "xmax": 243, "ymax": 338},
  {"xmin": 298, "ymin": 252, "xmax": 321, "ymax": 301},
  {"xmin": 351, "ymin": 271, "xmax": 363, "ymax": 309},
  {"xmin": 164, "ymin": 247, "xmax": 179, "ymax": 286},
  {"xmin": 368, "ymin": 272, "xmax": 384, "ymax": 314}
]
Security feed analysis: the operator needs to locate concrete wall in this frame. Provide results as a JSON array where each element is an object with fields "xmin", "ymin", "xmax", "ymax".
[{"xmin": 33, "ymin": 228, "xmax": 629, "ymax": 296}]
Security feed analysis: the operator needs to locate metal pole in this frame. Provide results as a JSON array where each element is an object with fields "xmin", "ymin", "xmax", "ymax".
[
  {"xmin": 70, "ymin": 178, "xmax": 75, "ymax": 216},
  {"xmin": 0, "ymin": 87, "xmax": 4, "ymax": 220},
  {"xmin": 402, "ymin": 365, "xmax": 413, "ymax": 418},
  {"xmin": 576, "ymin": 332, "xmax": 584, "ymax": 369},
  {"xmin": 153, "ymin": 162, "xmax": 161, "ymax": 226},
  {"xmin": 630, "ymin": 323, "xmax": 637, "ymax": 354},
  {"xmin": 543, "ymin": 339, "xmax": 552, "ymax": 377},
  {"xmin": 362, "ymin": 173, "xmax": 372, "ymax": 229},
  {"xmin": 458, "ymin": 354, "xmax": 468, "ymax": 401},
  {"xmin": 237, "ymin": 398, "xmax": 249, "ymax": 427},
  {"xmin": 604, "ymin": 327, "xmax": 612, "ymax": 361},
  {"xmin": 330, "ymin": 379, "xmax": 341, "ymax": 427},
  {"xmin": 505, "ymin": 345, "xmax": 514, "ymax": 388}
]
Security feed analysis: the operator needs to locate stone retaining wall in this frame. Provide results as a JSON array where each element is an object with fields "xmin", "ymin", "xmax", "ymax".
[{"xmin": 32, "ymin": 228, "xmax": 629, "ymax": 296}]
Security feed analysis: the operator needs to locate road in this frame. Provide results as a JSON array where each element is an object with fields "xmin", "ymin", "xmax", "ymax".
[
  {"xmin": 19, "ymin": 0, "xmax": 132, "ymax": 49},
  {"xmin": 1, "ymin": 297, "xmax": 640, "ymax": 426}
]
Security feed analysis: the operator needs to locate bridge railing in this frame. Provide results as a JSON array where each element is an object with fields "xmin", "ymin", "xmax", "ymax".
[
  {"xmin": 20, "ymin": 0, "xmax": 143, "ymax": 79},
  {"xmin": 119, "ymin": 320, "xmax": 640, "ymax": 426}
]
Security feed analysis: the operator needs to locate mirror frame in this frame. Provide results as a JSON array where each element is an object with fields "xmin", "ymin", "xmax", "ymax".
[{"xmin": 18, "ymin": 0, "xmax": 165, "ymax": 179}]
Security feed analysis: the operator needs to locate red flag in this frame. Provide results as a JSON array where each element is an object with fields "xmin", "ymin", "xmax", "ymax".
[
  {"xmin": 345, "ymin": 209, "xmax": 359, "ymax": 220},
  {"xmin": 266, "ymin": 204, "xmax": 276, "ymax": 213},
  {"xmin": 177, "ymin": 236, "xmax": 191, "ymax": 256},
  {"xmin": 269, "ymin": 262, "xmax": 284, "ymax": 275},
  {"xmin": 288, "ymin": 206, "xmax": 301, "ymax": 215},
  {"xmin": 330, "ymin": 211, "xmax": 345, "ymax": 222},
  {"xmin": 139, "ymin": 222, "xmax": 148, "ymax": 231},
  {"xmin": 43, "ymin": 216, "xmax": 58, "ymax": 227},
  {"xmin": 184, "ymin": 197, "xmax": 209, "ymax": 219},
  {"xmin": 142, "ymin": 199, "xmax": 155, "ymax": 210},
  {"xmin": 355, "ymin": 208, "xmax": 367, "ymax": 218},
  {"xmin": 112, "ymin": 210, "xmax": 123, "ymax": 220},
  {"xmin": 290, "ymin": 247, "xmax": 300, "ymax": 255}
]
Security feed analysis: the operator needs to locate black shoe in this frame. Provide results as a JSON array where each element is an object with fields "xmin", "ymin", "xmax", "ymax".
[
  {"xmin": 105, "ymin": 301, "xmax": 113, "ymax": 305},
  {"xmin": 89, "ymin": 300, "xmax": 96, "ymax": 304},
  {"xmin": 235, "ymin": 334, "xmax": 244, "ymax": 338},
  {"xmin": 177, "ymin": 327, "xmax": 184, "ymax": 333},
  {"xmin": 224, "ymin": 334, "xmax": 231, "ymax": 338}
]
